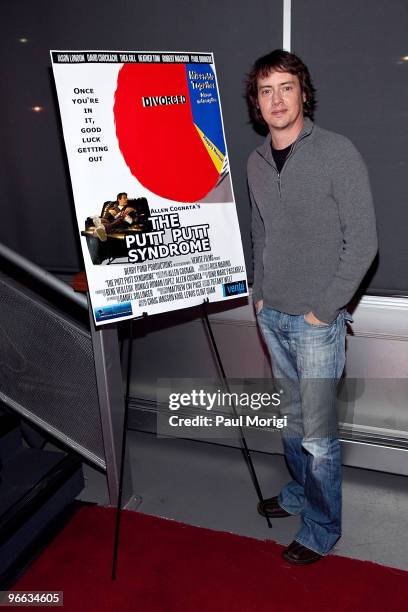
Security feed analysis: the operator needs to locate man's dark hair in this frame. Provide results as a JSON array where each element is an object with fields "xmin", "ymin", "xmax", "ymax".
[
  {"xmin": 246, "ymin": 49, "xmax": 316, "ymax": 126},
  {"xmin": 117, "ymin": 192, "xmax": 127, "ymax": 201}
]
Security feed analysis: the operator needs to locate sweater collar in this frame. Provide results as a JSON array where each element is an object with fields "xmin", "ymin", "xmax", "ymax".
[{"xmin": 256, "ymin": 117, "xmax": 314, "ymax": 161}]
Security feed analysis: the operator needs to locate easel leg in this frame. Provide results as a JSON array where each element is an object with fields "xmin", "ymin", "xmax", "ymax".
[
  {"xmin": 111, "ymin": 319, "xmax": 133, "ymax": 580},
  {"xmin": 201, "ymin": 300, "xmax": 272, "ymax": 529}
]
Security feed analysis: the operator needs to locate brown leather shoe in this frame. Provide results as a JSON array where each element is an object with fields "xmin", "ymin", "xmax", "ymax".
[
  {"xmin": 257, "ymin": 496, "xmax": 292, "ymax": 518},
  {"xmin": 282, "ymin": 541, "xmax": 323, "ymax": 565},
  {"xmin": 284, "ymin": 540, "xmax": 302, "ymax": 555}
]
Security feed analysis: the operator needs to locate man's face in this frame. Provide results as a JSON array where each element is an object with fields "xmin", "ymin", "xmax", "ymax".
[
  {"xmin": 256, "ymin": 70, "xmax": 305, "ymax": 134},
  {"xmin": 118, "ymin": 194, "xmax": 128, "ymax": 207}
]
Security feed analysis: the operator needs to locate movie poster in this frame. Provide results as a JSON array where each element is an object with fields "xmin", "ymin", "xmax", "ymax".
[{"xmin": 50, "ymin": 50, "xmax": 248, "ymax": 325}]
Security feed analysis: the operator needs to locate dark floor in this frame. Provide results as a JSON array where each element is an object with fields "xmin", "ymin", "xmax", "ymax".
[{"xmin": 78, "ymin": 430, "xmax": 408, "ymax": 571}]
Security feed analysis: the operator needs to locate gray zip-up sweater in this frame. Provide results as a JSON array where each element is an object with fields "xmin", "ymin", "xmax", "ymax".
[{"xmin": 248, "ymin": 118, "xmax": 378, "ymax": 323}]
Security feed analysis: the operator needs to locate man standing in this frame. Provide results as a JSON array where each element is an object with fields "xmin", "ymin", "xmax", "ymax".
[{"xmin": 246, "ymin": 50, "xmax": 377, "ymax": 565}]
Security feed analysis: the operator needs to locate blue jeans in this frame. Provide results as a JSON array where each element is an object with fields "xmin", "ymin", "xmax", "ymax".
[{"xmin": 257, "ymin": 306, "xmax": 349, "ymax": 555}]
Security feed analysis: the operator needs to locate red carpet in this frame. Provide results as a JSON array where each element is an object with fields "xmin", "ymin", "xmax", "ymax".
[{"xmin": 14, "ymin": 506, "xmax": 407, "ymax": 611}]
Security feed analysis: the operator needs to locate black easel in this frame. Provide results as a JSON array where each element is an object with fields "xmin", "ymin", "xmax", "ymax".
[
  {"xmin": 201, "ymin": 299, "xmax": 271, "ymax": 529},
  {"xmin": 112, "ymin": 318, "xmax": 134, "ymax": 580},
  {"xmin": 112, "ymin": 300, "xmax": 272, "ymax": 579}
]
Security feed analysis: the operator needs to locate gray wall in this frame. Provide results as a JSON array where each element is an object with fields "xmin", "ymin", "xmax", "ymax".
[
  {"xmin": 0, "ymin": 0, "xmax": 282, "ymax": 273},
  {"xmin": 1, "ymin": 0, "xmax": 407, "ymax": 294},
  {"xmin": 292, "ymin": 0, "xmax": 408, "ymax": 294}
]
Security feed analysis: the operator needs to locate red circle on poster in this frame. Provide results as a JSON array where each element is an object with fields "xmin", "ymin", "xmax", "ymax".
[{"xmin": 114, "ymin": 63, "xmax": 219, "ymax": 202}]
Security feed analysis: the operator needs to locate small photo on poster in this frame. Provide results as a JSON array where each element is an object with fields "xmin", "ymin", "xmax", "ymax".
[{"xmin": 82, "ymin": 192, "xmax": 152, "ymax": 265}]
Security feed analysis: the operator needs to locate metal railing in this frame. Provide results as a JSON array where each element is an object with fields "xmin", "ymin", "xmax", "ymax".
[{"xmin": 0, "ymin": 243, "xmax": 129, "ymax": 505}]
